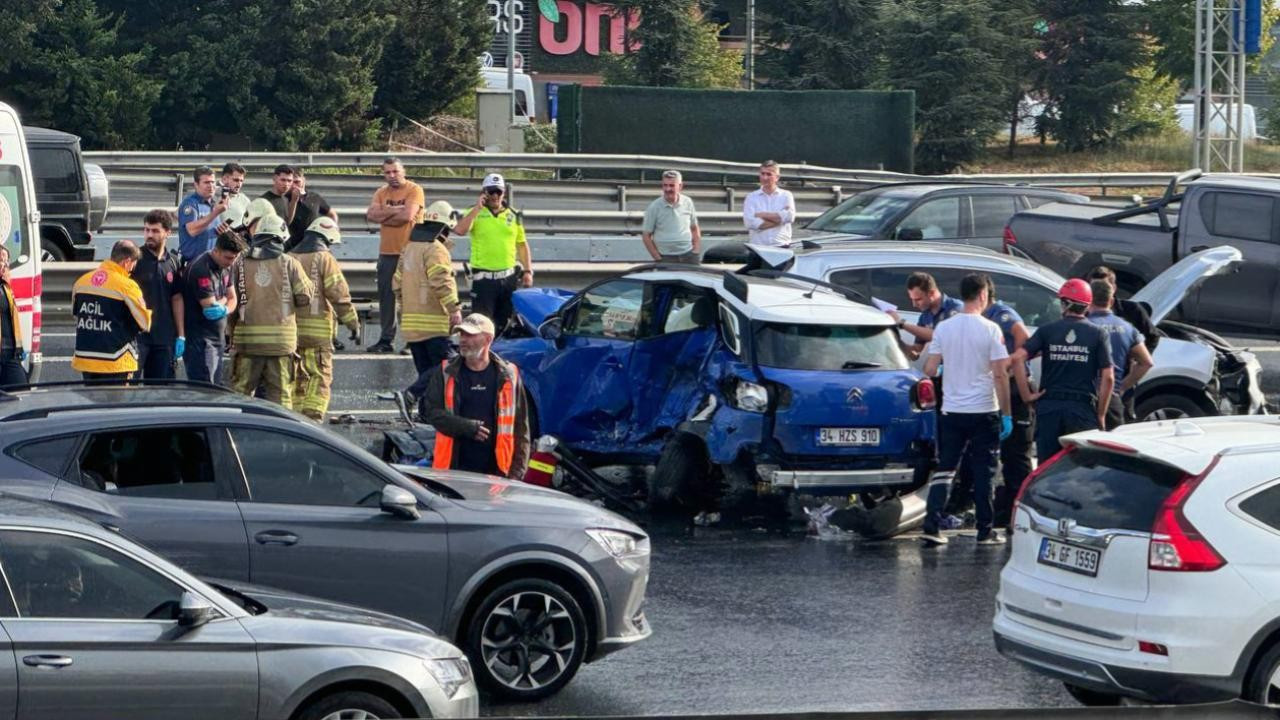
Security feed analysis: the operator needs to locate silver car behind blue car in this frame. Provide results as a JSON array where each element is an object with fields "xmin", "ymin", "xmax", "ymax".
[{"xmin": 0, "ymin": 496, "xmax": 478, "ymax": 720}]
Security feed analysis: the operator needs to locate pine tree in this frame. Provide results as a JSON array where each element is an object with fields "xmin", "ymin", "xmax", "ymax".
[
  {"xmin": 0, "ymin": 0, "xmax": 57, "ymax": 75},
  {"xmin": 0, "ymin": 0, "xmax": 161, "ymax": 149},
  {"xmin": 1039, "ymin": 0, "xmax": 1147, "ymax": 151},
  {"xmin": 373, "ymin": 0, "xmax": 491, "ymax": 121},
  {"xmin": 883, "ymin": 0, "xmax": 1019, "ymax": 172},
  {"xmin": 755, "ymin": 0, "xmax": 882, "ymax": 90},
  {"xmin": 601, "ymin": 3, "xmax": 742, "ymax": 88}
]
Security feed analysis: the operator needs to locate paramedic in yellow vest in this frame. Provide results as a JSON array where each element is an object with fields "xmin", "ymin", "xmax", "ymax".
[
  {"xmin": 229, "ymin": 216, "xmax": 314, "ymax": 408},
  {"xmin": 452, "ymin": 173, "xmax": 532, "ymax": 334},
  {"xmin": 393, "ymin": 200, "xmax": 460, "ymax": 412},
  {"xmin": 71, "ymin": 241, "xmax": 151, "ymax": 381},
  {"xmin": 0, "ymin": 245, "xmax": 28, "ymax": 387},
  {"xmin": 422, "ymin": 313, "xmax": 530, "ymax": 480},
  {"xmin": 288, "ymin": 216, "xmax": 361, "ymax": 420}
]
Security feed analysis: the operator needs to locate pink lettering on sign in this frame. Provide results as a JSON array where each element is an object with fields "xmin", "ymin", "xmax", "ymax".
[{"xmin": 540, "ymin": 1, "xmax": 639, "ymax": 56}]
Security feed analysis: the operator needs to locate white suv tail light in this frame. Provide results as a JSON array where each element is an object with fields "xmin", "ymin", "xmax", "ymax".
[{"xmin": 1149, "ymin": 456, "xmax": 1225, "ymax": 572}]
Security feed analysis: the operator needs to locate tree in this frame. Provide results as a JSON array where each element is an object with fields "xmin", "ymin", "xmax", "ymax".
[
  {"xmin": 755, "ymin": 0, "xmax": 882, "ymax": 90},
  {"xmin": 883, "ymin": 0, "xmax": 1019, "ymax": 172},
  {"xmin": 0, "ymin": 0, "xmax": 58, "ymax": 75},
  {"xmin": 1039, "ymin": 0, "xmax": 1147, "ymax": 151},
  {"xmin": 602, "ymin": 7, "xmax": 742, "ymax": 88},
  {"xmin": 0, "ymin": 0, "xmax": 161, "ymax": 149},
  {"xmin": 373, "ymin": 0, "xmax": 490, "ymax": 121}
]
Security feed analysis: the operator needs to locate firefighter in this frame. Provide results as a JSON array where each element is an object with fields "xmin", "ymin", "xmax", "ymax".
[
  {"xmin": 393, "ymin": 200, "xmax": 461, "ymax": 414},
  {"xmin": 229, "ymin": 215, "xmax": 314, "ymax": 407},
  {"xmin": 288, "ymin": 216, "xmax": 361, "ymax": 421},
  {"xmin": 71, "ymin": 241, "xmax": 152, "ymax": 381}
]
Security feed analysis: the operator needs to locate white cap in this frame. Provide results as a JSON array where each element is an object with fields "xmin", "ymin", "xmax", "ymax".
[{"xmin": 482, "ymin": 173, "xmax": 506, "ymax": 190}]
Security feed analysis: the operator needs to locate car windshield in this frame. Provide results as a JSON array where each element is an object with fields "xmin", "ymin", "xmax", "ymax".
[
  {"xmin": 753, "ymin": 323, "xmax": 909, "ymax": 371},
  {"xmin": 806, "ymin": 191, "xmax": 913, "ymax": 234}
]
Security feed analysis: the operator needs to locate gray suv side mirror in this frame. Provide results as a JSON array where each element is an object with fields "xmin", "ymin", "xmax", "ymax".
[
  {"xmin": 897, "ymin": 227, "xmax": 924, "ymax": 242},
  {"xmin": 178, "ymin": 591, "xmax": 214, "ymax": 628},
  {"xmin": 380, "ymin": 485, "xmax": 420, "ymax": 520}
]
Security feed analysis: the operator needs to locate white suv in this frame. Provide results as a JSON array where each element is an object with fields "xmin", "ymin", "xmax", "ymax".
[{"xmin": 994, "ymin": 415, "xmax": 1280, "ymax": 705}]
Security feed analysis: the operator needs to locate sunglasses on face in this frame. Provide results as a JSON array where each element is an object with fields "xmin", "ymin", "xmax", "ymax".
[{"xmin": 485, "ymin": 188, "xmax": 504, "ymax": 196}]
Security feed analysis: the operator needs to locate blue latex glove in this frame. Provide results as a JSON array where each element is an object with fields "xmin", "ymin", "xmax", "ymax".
[
  {"xmin": 16, "ymin": 349, "xmax": 25, "ymax": 363},
  {"xmin": 999, "ymin": 414, "xmax": 1013, "ymax": 441},
  {"xmin": 175, "ymin": 336, "xmax": 186, "ymax": 358},
  {"xmin": 202, "ymin": 304, "xmax": 228, "ymax": 321}
]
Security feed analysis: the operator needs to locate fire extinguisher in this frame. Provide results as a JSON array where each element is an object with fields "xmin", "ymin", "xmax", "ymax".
[{"xmin": 524, "ymin": 435, "xmax": 560, "ymax": 487}]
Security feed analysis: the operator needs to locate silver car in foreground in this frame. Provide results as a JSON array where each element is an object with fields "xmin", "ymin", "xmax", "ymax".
[{"xmin": 0, "ymin": 497, "xmax": 478, "ymax": 720}]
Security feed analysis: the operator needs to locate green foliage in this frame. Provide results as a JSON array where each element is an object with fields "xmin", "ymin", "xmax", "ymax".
[
  {"xmin": 755, "ymin": 0, "xmax": 882, "ymax": 90},
  {"xmin": 0, "ymin": 0, "xmax": 161, "ymax": 149},
  {"xmin": 0, "ymin": 0, "xmax": 58, "ymax": 74},
  {"xmin": 883, "ymin": 0, "xmax": 1019, "ymax": 173},
  {"xmin": 373, "ymin": 0, "xmax": 489, "ymax": 121},
  {"xmin": 602, "ymin": 8, "xmax": 742, "ymax": 88},
  {"xmin": 1039, "ymin": 0, "xmax": 1147, "ymax": 151},
  {"xmin": 1115, "ymin": 59, "xmax": 1181, "ymax": 141}
]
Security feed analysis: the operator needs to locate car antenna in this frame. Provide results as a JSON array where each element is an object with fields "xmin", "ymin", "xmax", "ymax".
[{"xmin": 803, "ymin": 280, "xmax": 820, "ymax": 299}]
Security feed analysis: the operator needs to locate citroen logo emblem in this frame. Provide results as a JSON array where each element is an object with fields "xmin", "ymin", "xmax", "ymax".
[{"xmin": 846, "ymin": 388, "xmax": 864, "ymax": 405}]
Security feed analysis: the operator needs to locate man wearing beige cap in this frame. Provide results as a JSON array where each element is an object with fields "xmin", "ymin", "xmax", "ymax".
[{"xmin": 422, "ymin": 313, "xmax": 530, "ymax": 480}]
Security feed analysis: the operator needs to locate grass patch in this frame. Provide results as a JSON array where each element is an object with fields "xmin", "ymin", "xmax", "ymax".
[{"xmin": 968, "ymin": 133, "xmax": 1280, "ymax": 174}]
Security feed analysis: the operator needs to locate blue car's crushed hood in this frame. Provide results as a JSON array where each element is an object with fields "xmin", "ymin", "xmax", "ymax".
[{"xmin": 512, "ymin": 287, "xmax": 575, "ymax": 328}]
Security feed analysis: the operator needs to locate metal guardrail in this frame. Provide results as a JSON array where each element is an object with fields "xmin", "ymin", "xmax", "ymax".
[{"xmin": 85, "ymin": 150, "xmax": 1243, "ymax": 189}]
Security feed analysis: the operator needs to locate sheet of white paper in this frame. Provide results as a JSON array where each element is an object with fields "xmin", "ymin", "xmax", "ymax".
[{"xmin": 870, "ymin": 296, "xmax": 897, "ymax": 313}]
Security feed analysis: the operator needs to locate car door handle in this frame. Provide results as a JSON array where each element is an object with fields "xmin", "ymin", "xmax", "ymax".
[
  {"xmin": 23, "ymin": 655, "xmax": 72, "ymax": 669},
  {"xmin": 602, "ymin": 358, "xmax": 624, "ymax": 369},
  {"xmin": 1190, "ymin": 245, "xmax": 1210, "ymax": 252},
  {"xmin": 254, "ymin": 530, "xmax": 299, "ymax": 546}
]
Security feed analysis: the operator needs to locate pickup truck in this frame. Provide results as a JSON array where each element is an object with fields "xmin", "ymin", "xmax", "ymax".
[{"xmin": 1002, "ymin": 170, "xmax": 1278, "ymax": 332}]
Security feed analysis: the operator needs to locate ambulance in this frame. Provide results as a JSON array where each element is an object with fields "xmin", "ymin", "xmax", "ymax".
[{"xmin": 0, "ymin": 103, "xmax": 42, "ymax": 380}]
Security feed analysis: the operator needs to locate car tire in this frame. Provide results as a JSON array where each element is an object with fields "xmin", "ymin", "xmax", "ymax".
[
  {"xmin": 1245, "ymin": 641, "xmax": 1280, "ymax": 704},
  {"xmin": 1063, "ymin": 682, "xmax": 1123, "ymax": 707},
  {"xmin": 295, "ymin": 690, "xmax": 402, "ymax": 720},
  {"xmin": 465, "ymin": 577, "xmax": 587, "ymax": 701},
  {"xmin": 650, "ymin": 432, "xmax": 709, "ymax": 510},
  {"xmin": 40, "ymin": 237, "xmax": 67, "ymax": 263},
  {"xmin": 1136, "ymin": 393, "xmax": 1207, "ymax": 422}
]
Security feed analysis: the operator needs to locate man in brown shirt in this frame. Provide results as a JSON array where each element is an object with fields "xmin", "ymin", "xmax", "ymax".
[{"xmin": 365, "ymin": 157, "xmax": 425, "ymax": 353}]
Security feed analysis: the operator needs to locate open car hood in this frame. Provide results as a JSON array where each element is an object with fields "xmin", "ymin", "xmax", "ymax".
[{"xmin": 1132, "ymin": 245, "xmax": 1242, "ymax": 324}]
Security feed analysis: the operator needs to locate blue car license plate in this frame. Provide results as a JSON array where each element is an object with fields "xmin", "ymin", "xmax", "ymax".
[{"xmin": 816, "ymin": 427, "xmax": 880, "ymax": 446}]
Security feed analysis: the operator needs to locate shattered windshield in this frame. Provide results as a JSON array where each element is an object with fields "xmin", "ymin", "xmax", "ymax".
[{"xmin": 753, "ymin": 323, "xmax": 909, "ymax": 371}]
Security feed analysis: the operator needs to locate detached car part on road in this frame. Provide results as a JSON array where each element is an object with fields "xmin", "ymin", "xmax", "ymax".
[
  {"xmin": 0, "ymin": 496, "xmax": 477, "ymax": 720},
  {"xmin": 0, "ymin": 384, "xmax": 650, "ymax": 701},
  {"xmin": 491, "ymin": 261, "xmax": 938, "ymax": 508}
]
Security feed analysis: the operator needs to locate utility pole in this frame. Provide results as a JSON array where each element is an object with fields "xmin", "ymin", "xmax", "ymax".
[
  {"xmin": 1192, "ymin": 0, "xmax": 1247, "ymax": 172},
  {"xmin": 744, "ymin": 0, "xmax": 755, "ymax": 89},
  {"xmin": 507, "ymin": 0, "xmax": 517, "ymax": 125}
]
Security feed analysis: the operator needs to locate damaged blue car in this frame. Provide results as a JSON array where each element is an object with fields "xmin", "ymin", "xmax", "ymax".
[{"xmin": 491, "ymin": 261, "xmax": 937, "ymax": 508}]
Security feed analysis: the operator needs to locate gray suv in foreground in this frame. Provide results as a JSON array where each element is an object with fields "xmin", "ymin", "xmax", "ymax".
[
  {"xmin": 0, "ymin": 383, "xmax": 652, "ymax": 701},
  {"xmin": 0, "ymin": 496, "xmax": 478, "ymax": 720}
]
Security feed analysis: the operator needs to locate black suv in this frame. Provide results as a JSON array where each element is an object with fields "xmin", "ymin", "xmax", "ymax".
[{"xmin": 26, "ymin": 126, "xmax": 105, "ymax": 261}]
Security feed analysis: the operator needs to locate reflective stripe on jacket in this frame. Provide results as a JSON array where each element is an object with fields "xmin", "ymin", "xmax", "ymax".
[
  {"xmin": 395, "ymin": 240, "xmax": 459, "ymax": 342},
  {"xmin": 432, "ymin": 360, "xmax": 519, "ymax": 475},
  {"xmin": 290, "ymin": 250, "xmax": 358, "ymax": 349},
  {"xmin": 71, "ymin": 261, "xmax": 151, "ymax": 373}
]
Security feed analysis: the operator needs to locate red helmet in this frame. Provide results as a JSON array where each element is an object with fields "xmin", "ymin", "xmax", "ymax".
[{"xmin": 1058, "ymin": 278, "xmax": 1092, "ymax": 305}]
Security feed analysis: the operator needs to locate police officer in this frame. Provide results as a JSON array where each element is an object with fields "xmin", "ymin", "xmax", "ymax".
[
  {"xmin": 983, "ymin": 278, "xmax": 1033, "ymax": 528},
  {"xmin": 132, "ymin": 209, "xmax": 185, "ymax": 379},
  {"xmin": 1010, "ymin": 279, "xmax": 1114, "ymax": 462},
  {"xmin": 452, "ymin": 173, "xmax": 533, "ymax": 334},
  {"xmin": 1088, "ymin": 265, "xmax": 1159, "ymax": 352},
  {"xmin": 393, "ymin": 201, "xmax": 461, "ymax": 413},
  {"xmin": 71, "ymin": 241, "xmax": 151, "ymax": 381},
  {"xmin": 889, "ymin": 272, "xmax": 962, "ymax": 360},
  {"xmin": 288, "ymin": 216, "xmax": 361, "ymax": 421},
  {"xmin": 229, "ymin": 216, "xmax": 314, "ymax": 407},
  {"xmin": 1087, "ymin": 278, "xmax": 1154, "ymax": 428}
]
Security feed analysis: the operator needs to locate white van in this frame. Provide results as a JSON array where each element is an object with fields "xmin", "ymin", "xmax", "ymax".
[
  {"xmin": 481, "ymin": 69, "xmax": 536, "ymax": 124},
  {"xmin": 0, "ymin": 103, "xmax": 43, "ymax": 380}
]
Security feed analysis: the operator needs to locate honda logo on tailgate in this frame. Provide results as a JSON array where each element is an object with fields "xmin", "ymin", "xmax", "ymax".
[{"xmin": 1057, "ymin": 518, "xmax": 1077, "ymax": 537}]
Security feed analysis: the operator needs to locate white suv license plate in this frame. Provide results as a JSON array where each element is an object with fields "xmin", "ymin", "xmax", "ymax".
[
  {"xmin": 817, "ymin": 427, "xmax": 881, "ymax": 446},
  {"xmin": 1038, "ymin": 537, "xmax": 1101, "ymax": 577}
]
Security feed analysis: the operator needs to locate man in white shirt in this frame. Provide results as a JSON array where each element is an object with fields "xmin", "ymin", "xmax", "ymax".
[
  {"xmin": 742, "ymin": 160, "xmax": 797, "ymax": 246},
  {"xmin": 920, "ymin": 273, "xmax": 1013, "ymax": 547}
]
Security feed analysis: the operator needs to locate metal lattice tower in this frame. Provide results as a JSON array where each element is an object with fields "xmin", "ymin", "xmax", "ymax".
[{"xmin": 1192, "ymin": 0, "xmax": 1248, "ymax": 172}]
